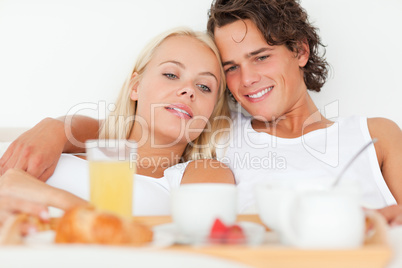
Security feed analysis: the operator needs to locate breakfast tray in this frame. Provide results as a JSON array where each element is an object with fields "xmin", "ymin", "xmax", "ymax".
[{"xmin": 135, "ymin": 212, "xmax": 392, "ymax": 268}]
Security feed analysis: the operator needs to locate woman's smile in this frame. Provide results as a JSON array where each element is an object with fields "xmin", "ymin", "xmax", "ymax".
[{"xmin": 165, "ymin": 103, "xmax": 193, "ymax": 119}]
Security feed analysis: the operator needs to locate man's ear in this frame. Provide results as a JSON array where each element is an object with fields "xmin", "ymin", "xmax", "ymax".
[
  {"xmin": 297, "ymin": 41, "xmax": 310, "ymax": 68},
  {"xmin": 130, "ymin": 72, "xmax": 140, "ymax": 101}
]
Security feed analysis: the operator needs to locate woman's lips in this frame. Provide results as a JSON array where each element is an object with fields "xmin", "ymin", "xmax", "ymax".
[{"xmin": 165, "ymin": 103, "xmax": 193, "ymax": 119}]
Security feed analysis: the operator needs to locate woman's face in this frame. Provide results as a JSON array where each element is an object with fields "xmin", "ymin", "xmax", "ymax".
[
  {"xmin": 214, "ymin": 19, "xmax": 309, "ymax": 121},
  {"xmin": 132, "ymin": 35, "xmax": 221, "ymax": 146}
]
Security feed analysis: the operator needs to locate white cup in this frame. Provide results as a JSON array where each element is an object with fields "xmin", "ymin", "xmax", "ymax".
[
  {"xmin": 256, "ymin": 178, "xmax": 365, "ymax": 249},
  {"xmin": 171, "ymin": 183, "xmax": 237, "ymax": 237},
  {"xmin": 256, "ymin": 178, "xmax": 332, "ymax": 232}
]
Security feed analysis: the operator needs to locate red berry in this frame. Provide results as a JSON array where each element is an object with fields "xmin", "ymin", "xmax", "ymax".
[{"xmin": 209, "ymin": 218, "xmax": 228, "ymax": 242}]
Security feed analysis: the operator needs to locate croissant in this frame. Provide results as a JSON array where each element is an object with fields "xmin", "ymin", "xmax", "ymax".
[
  {"xmin": 0, "ymin": 214, "xmax": 52, "ymax": 245},
  {"xmin": 55, "ymin": 206, "xmax": 153, "ymax": 245}
]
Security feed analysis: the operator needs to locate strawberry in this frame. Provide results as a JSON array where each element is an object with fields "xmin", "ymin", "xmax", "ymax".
[
  {"xmin": 209, "ymin": 219, "xmax": 247, "ymax": 244},
  {"xmin": 209, "ymin": 218, "xmax": 228, "ymax": 243}
]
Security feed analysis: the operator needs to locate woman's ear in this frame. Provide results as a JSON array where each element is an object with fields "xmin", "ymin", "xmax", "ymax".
[
  {"xmin": 297, "ymin": 41, "xmax": 310, "ymax": 68},
  {"xmin": 130, "ymin": 72, "xmax": 140, "ymax": 101}
]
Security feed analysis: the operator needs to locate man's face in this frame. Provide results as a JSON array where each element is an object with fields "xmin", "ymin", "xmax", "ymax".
[{"xmin": 214, "ymin": 19, "xmax": 309, "ymax": 121}]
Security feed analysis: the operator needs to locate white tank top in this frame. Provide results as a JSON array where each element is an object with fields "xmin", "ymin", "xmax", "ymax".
[{"xmin": 217, "ymin": 112, "xmax": 396, "ymax": 212}]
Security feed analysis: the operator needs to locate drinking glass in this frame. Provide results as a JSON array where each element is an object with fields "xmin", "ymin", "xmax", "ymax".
[{"xmin": 86, "ymin": 139, "xmax": 137, "ymax": 217}]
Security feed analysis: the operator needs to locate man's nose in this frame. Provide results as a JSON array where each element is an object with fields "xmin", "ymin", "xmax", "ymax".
[{"xmin": 241, "ymin": 65, "xmax": 260, "ymax": 88}]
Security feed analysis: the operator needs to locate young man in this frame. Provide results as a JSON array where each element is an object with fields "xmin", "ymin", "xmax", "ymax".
[{"xmin": 207, "ymin": 0, "xmax": 402, "ymax": 219}]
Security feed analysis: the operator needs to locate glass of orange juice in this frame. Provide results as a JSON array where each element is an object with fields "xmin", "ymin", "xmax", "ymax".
[{"xmin": 86, "ymin": 139, "xmax": 137, "ymax": 218}]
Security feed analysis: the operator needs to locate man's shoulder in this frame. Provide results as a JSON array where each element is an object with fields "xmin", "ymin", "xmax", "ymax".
[{"xmin": 367, "ymin": 117, "xmax": 401, "ymax": 141}]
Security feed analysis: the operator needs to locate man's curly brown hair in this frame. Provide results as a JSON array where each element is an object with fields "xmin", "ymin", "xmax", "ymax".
[{"xmin": 207, "ymin": 0, "xmax": 329, "ymax": 92}]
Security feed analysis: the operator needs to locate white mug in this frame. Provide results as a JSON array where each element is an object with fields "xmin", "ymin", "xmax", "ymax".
[
  {"xmin": 256, "ymin": 178, "xmax": 332, "ymax": 232},
  {"xmin": 281, "ymin": 190, "xmax": 365, "ymax": 248},
  {"xmin": 171, "ymin": 183, "xmax": 237, "ymax": 237},
  {"xmin": 256, "ymin": 178, "xmax": 365, "ymax": 249}
]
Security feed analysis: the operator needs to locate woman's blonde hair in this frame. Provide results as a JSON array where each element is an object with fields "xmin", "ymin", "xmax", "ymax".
[{"xmin": 99, "ymin": 27, "xmax": 231, "ymax": 161}]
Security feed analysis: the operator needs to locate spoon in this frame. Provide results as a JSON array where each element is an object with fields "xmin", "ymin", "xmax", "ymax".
[{"xmin": 332, "ymin": 138, "xmax": 378, "ymax": 187}]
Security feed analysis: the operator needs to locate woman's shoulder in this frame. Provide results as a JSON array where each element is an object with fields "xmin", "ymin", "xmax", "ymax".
[
  {"xmin": 164, "ymin": 161, "xmax": 191, "ymax": 175},
  {"xmin": 181, "ymin": 159, "xmax": 235, "ymax": 184},
  {"xmin": 162, "ymin": 161, "xmax": 192, "ymax": 188}
]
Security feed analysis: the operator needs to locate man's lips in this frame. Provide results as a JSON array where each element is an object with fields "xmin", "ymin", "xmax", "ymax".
[
  {"xmin": 165, "ymin": 103, "xmax": 193, "ymax": 119},
  {"xmin": 246, "ymin": 86, "xmax": 274, "ymax": 99}
]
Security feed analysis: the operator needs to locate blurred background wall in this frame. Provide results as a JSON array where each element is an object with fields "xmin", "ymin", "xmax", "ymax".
[{"xmin": 1, "ymin": 0, "xmax": 401, "ymax": 129}]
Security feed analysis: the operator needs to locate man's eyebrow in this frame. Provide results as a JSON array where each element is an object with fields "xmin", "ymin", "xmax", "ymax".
[
  {"xmin": 247, "ymin": 47, "xmax": 273, "ymax": 57},
  {"xmin": 222, "ymin": 47, "xmax": 273, "ymax": 67},
  {"xmin": 159, "ymin": 60, "xmax": 185, "ymax": 68},
  {"xmin": 222, "ymin": 60, "xmax": 235, "ymax": 67}
]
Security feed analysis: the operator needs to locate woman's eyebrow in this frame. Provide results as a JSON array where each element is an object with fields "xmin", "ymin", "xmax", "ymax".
[
  {"xmin": 159, "ymin": 60, "xmax": 185, "ymax": 68},
  {"xmin": 160, "ymin": 60, "xmax": 218, "ymax": 83},
  {"xmin": 199, "ymin": 72, "xmax": 218, "ymax": 83}
]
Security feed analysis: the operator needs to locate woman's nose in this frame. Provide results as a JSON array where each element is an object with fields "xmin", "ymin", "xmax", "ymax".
[{"xmin": 177, "ymin": 84, "xmax": 195, "ymax": 100}]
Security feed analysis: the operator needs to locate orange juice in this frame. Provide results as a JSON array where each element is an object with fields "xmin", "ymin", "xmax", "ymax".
[{"xmin": 89, "ymin": 161, "xmax": 135, "ymax": 217}]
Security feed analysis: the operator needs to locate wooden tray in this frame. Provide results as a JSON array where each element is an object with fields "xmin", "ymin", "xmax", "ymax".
[{"xmin": 134, "ymin": 212, "xmax": 391, "ymax": 268}]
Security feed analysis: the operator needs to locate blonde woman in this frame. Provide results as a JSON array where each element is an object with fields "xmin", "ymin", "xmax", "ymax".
[{"xmin": 0, "ymin": 27, "xmax": 234, "ymax": 218}]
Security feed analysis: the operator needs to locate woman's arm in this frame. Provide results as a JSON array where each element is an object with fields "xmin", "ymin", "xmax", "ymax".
[
  {"xmin": 0, "ymin": 169, "xmax": 87, "ymax": 211},
  {"xmin": 0, "ymin": 169, "xmax": 87, "ymax": 241},
  {"xmin": 181, "ymin": 159, "xmax": 235, "ymax": 184},
  {"xmin": 0, "ymin": 115, "xmax": 100, "ymax": 181}
]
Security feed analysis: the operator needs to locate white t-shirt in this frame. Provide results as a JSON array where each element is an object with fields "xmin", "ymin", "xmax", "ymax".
[
  {"xmin": 46, "ymin": 154, "xmax": 189, "ymax": 216},
  {"xmin": 217, "ymin": 112, "xmax": 396, "ymax": 212}
]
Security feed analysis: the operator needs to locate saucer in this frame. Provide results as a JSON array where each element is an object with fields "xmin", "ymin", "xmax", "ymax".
[{"xmin": 153, "ymin": 221, "xmax": 266, "ymax": 246}]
